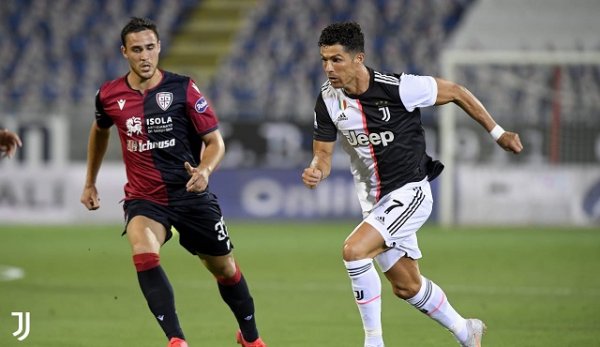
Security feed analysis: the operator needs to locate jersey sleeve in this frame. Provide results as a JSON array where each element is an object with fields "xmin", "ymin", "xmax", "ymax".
[
  {"xmin": 186, "ymin": 79, "xmax": 218, "ymax": 136},
  {"xmin": 313, "ymin": 93, "xmax": 337, "ymax": 142},
  {"xmin": 398, "ymin": 74, "xmax": 438, "ymax": 112},
  {"xmin": 94, "ymin": 88, "xmax": 114, "ymax": 128}
]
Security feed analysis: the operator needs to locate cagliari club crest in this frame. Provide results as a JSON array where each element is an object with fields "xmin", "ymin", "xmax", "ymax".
[{"xmin": 156, "ymin": 92, "xmax": 173, "ymax": 111}]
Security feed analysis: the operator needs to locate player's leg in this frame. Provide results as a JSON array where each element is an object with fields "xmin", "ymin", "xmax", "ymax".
[
  {"xmin": 199, "ymin": 253, "xmax": 265, "ymax": 346},
  {"xmin": 175, "ymin": 194, "xmax": 266, "ymax": 346},
  {"xmin": 373, "ymin": 179, "xmax": 484, "ymax": 346},
  {"xmin": 125, "ymin": 201, "xmax": 186, "ymax": 344},
  {"xmin": 343, "ymin": 222, "xmax": 388, "ymax": 347},
  {"xmin": 383, "ymin": 258, "xmax": 484, "ymax": 346}
]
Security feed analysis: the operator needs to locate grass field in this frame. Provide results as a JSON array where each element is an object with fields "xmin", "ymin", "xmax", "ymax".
[{"xmin": 0, "ymin": 222, "xmax": 599, "ymax": 347}]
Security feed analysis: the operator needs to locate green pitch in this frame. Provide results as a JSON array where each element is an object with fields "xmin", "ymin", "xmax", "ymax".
[{"xmin": 0, "ymin": 222, "xmax": 599, "ymax": 346}]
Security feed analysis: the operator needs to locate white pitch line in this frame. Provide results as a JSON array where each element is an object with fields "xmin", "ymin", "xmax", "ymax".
[{"xmin": 0, "ymin": 265, "xmax": 25, "ymax": 281}]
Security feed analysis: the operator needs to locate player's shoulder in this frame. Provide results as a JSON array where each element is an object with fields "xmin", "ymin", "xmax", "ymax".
[
  {"xmin": 97, "ymin": 75, "xmax": 128, "ymax": 100},
  {"xmin": 161, "ymin": 70, "xmax": 191, "ymax": 83},
  {"xmin": 373, "ymin": 69, "xmax": 401, "ymax": 86},
  {"xmin": 318, "ymin": 79, "xmax": 341, "ymax": 100}
]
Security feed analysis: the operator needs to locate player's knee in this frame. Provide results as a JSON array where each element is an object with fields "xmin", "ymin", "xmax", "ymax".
[
  {"xmin": 342, "ymin": 241, "xmax": 369, "ymax": 261},
  {"xmin": 391, "ymin": 280, "xmax": 421, "ymax": 299},
  {"xmin": 204, "ymin": 256, "xmax": 238, "ymax": 279}
]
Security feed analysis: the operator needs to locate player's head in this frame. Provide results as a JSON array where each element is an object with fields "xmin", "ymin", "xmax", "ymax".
[
  {"xmin": 318, "ymin": 22, "xmax": 364, "ymax": 54},
  {"xmin": 120, "ymin": 17, "xmax": 161, "ymax": 81},
  {"xmin": 121, "ymin": 17, "xmax": 160, "ymax": 47},
  {"xmin": 318, "ymin": 22, "xmax": 366, "ymax": 90}
]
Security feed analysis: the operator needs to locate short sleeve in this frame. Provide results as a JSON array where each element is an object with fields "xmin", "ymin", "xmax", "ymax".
[
  {"xmin": 186, "ymin": 79, "xmax": 218, "ymax": 135},
  {"xmin": 399, "ymin": 74, "xmax": 437, "ymax": 112},
  {"xmin": 313, "ymin": 94, "xmax": 337, "ymax": 142},
  {"xmin": 94, "ymin": 89, "xmax": 114, "ymax": 128}
]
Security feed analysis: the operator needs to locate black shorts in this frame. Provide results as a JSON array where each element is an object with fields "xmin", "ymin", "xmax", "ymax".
[{"xmin": 123, "ymin": 193, "xmax": 233, "ymax": 256}]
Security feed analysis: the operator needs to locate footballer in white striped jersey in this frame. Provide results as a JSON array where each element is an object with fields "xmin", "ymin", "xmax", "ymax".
[{"xmin": 302, "ymin": 21, "xmax": 522, "ymax": 347}]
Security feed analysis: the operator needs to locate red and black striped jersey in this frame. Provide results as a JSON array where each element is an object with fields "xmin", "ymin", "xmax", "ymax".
[
  {"xmin": 95, "ymin": 70, "xmax": 218, "ymax": 205},
  {"xmin": 313, "ymin": 67, "xmax": 442, "ymax": 213}
]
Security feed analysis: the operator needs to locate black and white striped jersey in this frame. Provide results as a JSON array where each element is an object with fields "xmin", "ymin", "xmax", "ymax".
[{"xmin": 313, "ymin": 67, "xmax": 442, "ymax": 213}]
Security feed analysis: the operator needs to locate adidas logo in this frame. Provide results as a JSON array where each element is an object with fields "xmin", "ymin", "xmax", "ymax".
[
  {"xmin": 375, "ymin": 216, "xmax": 385, "ymax": 224},
  {"xmin": 336, "ymin": 112, "xmax": 348, "ymax": 122}
]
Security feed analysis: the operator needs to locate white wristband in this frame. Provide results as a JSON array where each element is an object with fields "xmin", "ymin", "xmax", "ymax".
[{"xmin": 489, "ymin": 124, "xmax": 505, "ymax": 141}]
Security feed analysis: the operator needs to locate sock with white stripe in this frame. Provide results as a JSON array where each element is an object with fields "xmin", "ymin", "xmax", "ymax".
[
  {"xmin": 405, "ymin": 276, "xmax": 468, "ymax": 342},
  {"xmin": 344, "ymin": 259, "xmax": 383, "ymax": 346}
]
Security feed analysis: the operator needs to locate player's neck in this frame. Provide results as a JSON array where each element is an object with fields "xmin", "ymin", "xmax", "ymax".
[
  {"xmin": 343, "ymin": 65, "xmax": 370, "ymax": 96},
  {"xmin": 127, "ymin": 70, "xmax": 163, "ymax": 94}
]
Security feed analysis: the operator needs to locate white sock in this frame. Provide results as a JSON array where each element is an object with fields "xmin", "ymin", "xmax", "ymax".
[
  {"xmin": 405, "ymin": 276, "xmax": 468, "ymax": 342},
  {"xmin": 344, "ymin": 259, "xmax": 384, "ymax": 346}
]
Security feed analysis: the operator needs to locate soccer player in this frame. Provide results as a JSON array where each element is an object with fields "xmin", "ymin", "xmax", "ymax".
[
  {"xmin": 80, "ymin": 17, "xmax": 267, "ymax": 347},
  {"xmin": 302, "ymin": 22, "xmax": 523, "ymax": 347},
  {"xmin": 0, "ymin": 128, "xmax": 22, "ymax": 158}
]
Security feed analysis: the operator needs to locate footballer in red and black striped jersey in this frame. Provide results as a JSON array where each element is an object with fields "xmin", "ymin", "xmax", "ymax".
[
  {"xmin": 95, "ymin": 71, "xmax": 218, "ymax": 206},
  {"xmin": 81, "ymin": 17, "xmax": 267, "ymax": 347}
]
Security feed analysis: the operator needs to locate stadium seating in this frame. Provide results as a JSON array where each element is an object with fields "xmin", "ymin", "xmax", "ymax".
[
  {"xmin": 0, "ymin": 0, "xmax": 473, "ymax": 120},
  {"xmin": 0, "ymin": 0, "xmax": 197, "ymax": 112},
  {"xmin": 205, "ymin": 0, "xmax": 475, "ymax": 120}
]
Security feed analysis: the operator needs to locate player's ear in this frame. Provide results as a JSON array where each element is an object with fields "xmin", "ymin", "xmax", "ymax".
[
  {"xmin": 354, "ymin": 52, "xmax": 365, "ymax": 64},
  {"xmin": 120, "ymin": 45, "xmax": 127, "ymax": 58},
  {"xmin": 157, "ymin": 40, "xmax": 161, "ymax": 54}
]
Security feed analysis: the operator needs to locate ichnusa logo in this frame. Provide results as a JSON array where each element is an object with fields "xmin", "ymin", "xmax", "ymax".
[
  {"xmin": 11, "ymin": 311, "xmax": 31, "ymax": 341},
  {"xmin": 127, "ymin": 138, "xmax": 176, "ymax": 153}
]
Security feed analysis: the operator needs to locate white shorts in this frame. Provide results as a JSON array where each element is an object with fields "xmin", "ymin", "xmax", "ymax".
[{"xmin": 363, "ymin": 178, "xmax": 433, "ymax": 272}]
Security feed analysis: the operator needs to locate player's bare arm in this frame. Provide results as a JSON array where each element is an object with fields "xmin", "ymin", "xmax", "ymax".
[
  {"xmin": 81, "ymin": 122, "xmax": 110, "ymax": 210},
  {"xmin": 185, "ymin": 129, "xmax": 225, "ymax": 193},
  {"xmin": 302, "ymin": 140, "xmax": 335, "ymax": 189},
  {"xmin": 435, "ymin": 77, "xmax": 523, "ymax": 154}
]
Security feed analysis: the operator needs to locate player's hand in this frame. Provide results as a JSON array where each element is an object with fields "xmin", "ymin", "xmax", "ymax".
[
  {"xmin": 81, "ymin": 185, "xmax": 100, "ymax": 210},
  {"xmin": 0, "ymin": 129, "xmax": 22, "ymax": 159},
  {"xmin": 497, "ymin": 131, "xmax": 523, "ymax": 154},
  {"xmin": 302, "ymin": 167, "xmax": 323, "ymax": 189},
  {"xmin": 185, "ymin": 161, "xmax": 209, "ymax": 193}
]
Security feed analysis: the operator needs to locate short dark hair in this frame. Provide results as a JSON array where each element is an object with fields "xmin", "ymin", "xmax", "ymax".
[
  {"xmin": 120, "ymin": 17, "xmax": 159, "ymax": 46},
  {"xmin": 318, "ymin": 22, "xmax": 364, "ymax": 54}
]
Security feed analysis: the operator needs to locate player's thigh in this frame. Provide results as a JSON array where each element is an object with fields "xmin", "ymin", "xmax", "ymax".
[
  {"xmin": 123, "ymin": 199, "xmax": 172, "ymax": 254},
  {"xmin": 126, "ymin": 215, "xmax": 169, "ymax": 254},
  {"xmin": 343, "ymin": 221, "xmax": 388, "ymax": 260},
  {"xmin": 173, "ymin": 194, "xmax": 233, "ymax": 257},
  {"xmin": 366, "ymin": 178, "xmax": 433, "ymax": 271}
]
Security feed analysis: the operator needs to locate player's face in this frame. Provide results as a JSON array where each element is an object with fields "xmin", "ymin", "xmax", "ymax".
[
  {"xmin": 320, "ymin": 44, "xmax": 363, "ymax": 90},
  {"xmin": 121, "ymin": 29, "xmax": 161, "ymax": 81}
]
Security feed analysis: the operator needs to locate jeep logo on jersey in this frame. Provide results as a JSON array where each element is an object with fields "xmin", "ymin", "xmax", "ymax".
[
  {"xmin": 126, "ymin": 116, "xmax": 143, "ymax": 137},
  {"xmin": 156, "ymin": 92, "xmax": 173, "ymax": 111},
  {"xmin": 195, "ymin": 96, "xmax": 208, "ymax": 113},
  {"xmin": 345, "ymin": 130, "xmax": 395, "ymax": 147}
]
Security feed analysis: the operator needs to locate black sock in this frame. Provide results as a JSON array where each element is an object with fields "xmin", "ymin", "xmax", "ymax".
[
  {"xmin": 137, "ymin": 265, "xmax": 185, "ymax": 340},
  {"xmin": 218, "ymin": 274, "xmax": 259, "ymax": 342}
]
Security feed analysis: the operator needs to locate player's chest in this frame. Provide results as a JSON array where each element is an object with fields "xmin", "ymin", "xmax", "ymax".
[
  {"xmin": 331, "ymin": 98, "xmax": 399, "ymax": 132},
  {"xmin": 105, "ymin": 93, "xmax": 185, "ymax": 135}
]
